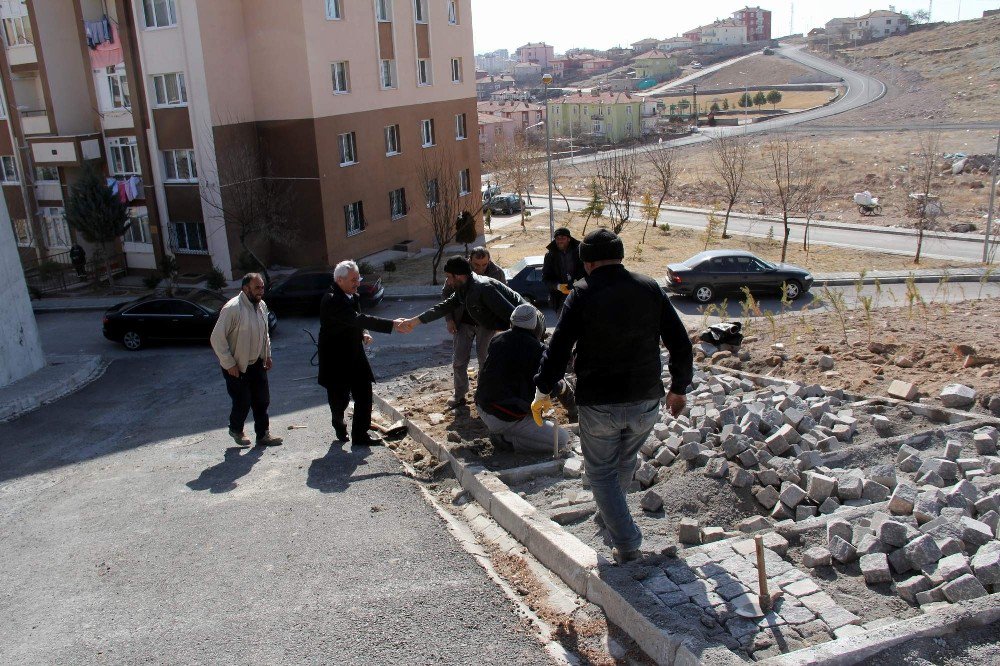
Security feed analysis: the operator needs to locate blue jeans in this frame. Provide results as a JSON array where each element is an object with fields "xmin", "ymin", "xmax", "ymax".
[{"xmin": 578, "ymin": 399, "xmax": 661, "ymax": 552}]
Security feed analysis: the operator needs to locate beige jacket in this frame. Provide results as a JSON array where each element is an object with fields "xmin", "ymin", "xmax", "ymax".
[{"xmin": 210, "ymin": 291, "xmax": 271, "ymax": 372}]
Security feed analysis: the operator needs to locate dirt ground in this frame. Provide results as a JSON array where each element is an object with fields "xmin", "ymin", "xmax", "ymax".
[
  {"xmin": 858, "ymin": 622, "xmax": 1000, "ymax": 665},
  {"xmin": 692, "ymin": 55, "xmax": 842, "ymax": 90}
]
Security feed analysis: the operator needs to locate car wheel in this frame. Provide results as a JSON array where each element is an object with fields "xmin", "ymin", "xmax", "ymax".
[
  {"xmin": 122, "ymin": 330, "xmax": 143, "ymax": 351},
  {"xmin": 693, "ymin": 285, "xmax": 714, "ymax": 304},
  {"xmin": 783, "ymin": 280, "xmax": 803, "ymax": 301}
]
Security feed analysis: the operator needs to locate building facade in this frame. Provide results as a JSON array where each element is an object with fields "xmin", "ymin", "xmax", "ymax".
[
  {"xmin": 548, "ymin": 92, "xmax": 641, "ymax": 144},
  {"xmin": 1, "ymin": 0, "xmax": 480, "ymax": 282},
  {"xmin": 732, "ymin": 6, "xmax": 772, "ymax": 42},
  {"xmin": 851, "ymin": 10, "xmax": 908, "ymax": 40},
  {"xmin": 515, "ymin": 42, "xmax": 553, "ymax": 68}
]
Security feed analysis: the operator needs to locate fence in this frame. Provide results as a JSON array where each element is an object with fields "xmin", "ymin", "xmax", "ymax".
[{"xmin": 24, "ymin": 252, "xmax": 128, "ymax": 294}]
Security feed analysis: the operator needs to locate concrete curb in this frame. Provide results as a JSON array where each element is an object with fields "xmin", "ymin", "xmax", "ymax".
[{"xmin": 0, "ymin": 355, "xmax": 108, "ymax": 423}]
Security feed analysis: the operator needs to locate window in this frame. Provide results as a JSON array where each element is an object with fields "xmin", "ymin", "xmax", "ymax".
[
  {"xmin": 450, "ymin": 57, "xmax": 462, "ymax": 83},
  {"xmin": 455, "ymin": 113, "xmax": 467, "ymax": 140},
  {"xmin": 338, "ymin": 132, "xmax": 357, "ymax": 165},
  {"xmin": 417, "ymin": 58, "xmax": 431, "ymax": 85},
  {"xmin": 171, "ymin": 221, "xmax": 208, "ymax": 253},
  {"xmin": 447, "ymin": 1, "xmax": 458, "ymax": 24},
  {"xmin": 626, "ymin": 105, "xmax": 633, "ymax": 116},
  {"xmin": 109, "ymin": 137, "xmax": 141, "ymax": 176},
  {"xmin": 106, "ymin": 65, "xmax": 130, "ymax": 110},
  {"xmin": 389, "ymin": 187, "xmax": 407, "ymax": 219},
  {"xmin": 420, "ymin": 119, "xmax": 435, "ymax": 147},
  {"xmin": 1, "ymin": 156, "xmax": 18, "ymax": 183},
  {"xmin": 12, "ymin": 219, "xmax": 32, "ymax": 246},
  {"xmin": 2, "ymin": 16, "xmax": 32, "ymax": 46},
  {"xmin": 143, "ymin": 0, "xmax": 177, "ymax": 28},
  {"xmin": 35, "ymin": 166, "xmax": 58, "ymax": 182},
  {"xmin": 345, "ymin": 201, "xmax": 365, "ymax": 236},
  {"xmin": 325, "ymin": 0, "xmax": 343, "ymax": 19},
  {"xmin": 425, "ymin": 178, "xmax": 438, "ymax": 207},
  {"xmin": 375, "ymin": 0, "xmax": 391, "ymax": 21},
  {"xmin": 151, "ymin": 72, "xmax": 186, "ymax": 106},
  {"xmin": 384, "ymin": 124, "xmax": 400, "ymax": 155},
  {"xmin": 414, "ymin": 0, "xmax": 428, "ymax": 23},
  {"xmin": 163, "ymin": 149, "xmax": 197, "ymax": 182},
  {"xmin": 331, "ymin": 61, "xmax": 350, "ymax": 93},
  {"xmin": 41, "ymin": 208, "xmax": 71, "ymax": 248},
  {"xmin": 380, "ymin": 59, "xmax": 396, "ymax": 89},
  {"xmin": 458, "ymin": 168, "xmax": 470, "ymax": 195},
  {"xmin": 124, "ymin": 209, "xmax": 152, "ymax": 245}
]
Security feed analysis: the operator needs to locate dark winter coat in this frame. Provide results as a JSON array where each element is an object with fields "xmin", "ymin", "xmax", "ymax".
[
  {"xmin": 541, "ymin": 236, "xmax": 585, "ymax": 290},
  {"xmin": 317, "ymin": 282, "xmax": 394, "ymax": 389},
  {"xmin": 475, "ymin": 327, "xmax": 544, "ymax": 421},
  {"xmin": 535, "ymin": 264, "xmax": 693, "ymax": 406},
  {"xmin": 443, "ymin": 261, "xmax": 507, "ymax": 326},
  {"xmin": 417, "ymin": 273, "xmax": 526, "ymax": 332}
]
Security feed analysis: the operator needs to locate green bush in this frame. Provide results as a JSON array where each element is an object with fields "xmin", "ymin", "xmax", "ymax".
[
  {"xmin": 357, "ymin": 260, "xmax": 376, "ymax": 275},
  {"xmin": 142, "ymin": 272, "xmax": 162, "ymax": 290},
  {"xmin": 383, "ymin": 260, "xmax": 397, "ymax": 272},
  {"xmin": 206, "ymin": 266, "xmax": 227, "ymax": 291}
]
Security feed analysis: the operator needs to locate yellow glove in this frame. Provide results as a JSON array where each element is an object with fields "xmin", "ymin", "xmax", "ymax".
[
  {"xmin": 558, "ymin": 283, "xmax": 572, "ymax": 295},
  {"xmin": 531, "ymin": 389, "xmax": 554, "ymax": 426}
]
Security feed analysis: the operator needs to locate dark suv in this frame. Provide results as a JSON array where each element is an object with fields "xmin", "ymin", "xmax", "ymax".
[{"xmin": 266, "ymin": 268, "xmax": 384, "ymax": 315}]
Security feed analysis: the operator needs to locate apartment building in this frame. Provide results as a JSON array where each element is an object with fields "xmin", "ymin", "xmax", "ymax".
[
  {"xmin": 1, "ymin": 0, "xmax": 480, "ymax": 282},
  {"xmin": 732, "ymin": 6, "xmax": 772, "ymax": 42}
]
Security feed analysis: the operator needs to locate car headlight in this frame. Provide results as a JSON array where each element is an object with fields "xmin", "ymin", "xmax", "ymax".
[{"xmin": 804, "ymin": 274, "xmax": 813, "ymax": 281}]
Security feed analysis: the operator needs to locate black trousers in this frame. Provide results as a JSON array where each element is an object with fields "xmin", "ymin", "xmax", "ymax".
[
  {"xmin": 222, "ymin": 359, "xmax": 270, "ymax": 438},
  {"xmin": 326, "ymin": 376, "xmax": 373, "ymax": 440}
]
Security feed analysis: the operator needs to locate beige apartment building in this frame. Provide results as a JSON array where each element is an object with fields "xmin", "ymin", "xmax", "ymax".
[{"xmin": 1, "ymin": 0, "xmax": 480, "ymax": 282}]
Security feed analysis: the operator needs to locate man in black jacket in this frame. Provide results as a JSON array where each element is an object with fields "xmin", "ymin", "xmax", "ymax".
[
  {"xmin": 475, "ymin": 304, "xmax": 573, "ymax": 453},
  {"xmin": 318, "ymin": 260, "xmax": 396, "ymax": 446},
  {"xmin": 534, "ymin": 229, "xmax": 693, "ymax": 564},
  {"xmin": 541, "ymin": 227, "xmax": 585, "ymax": 312}
]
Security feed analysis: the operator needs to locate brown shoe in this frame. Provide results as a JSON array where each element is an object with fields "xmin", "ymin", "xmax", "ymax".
[{"xmin": 256, "ymin": 432, "xmax": 284, "ymax": 447}]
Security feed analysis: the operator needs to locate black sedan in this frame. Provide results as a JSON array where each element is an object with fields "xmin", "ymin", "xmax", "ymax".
[
  {"xmin": 265, "ymin": 267, "xmax": 384, "ymax": 315},
  {"xmin": 666, "ymin": 250, "xmax": 813, "ymax": 304},
  {"xmin": 504, "ymin": 256, "xmax": 549, "ymax": 306},
  {"xmin": 487, "ymin": 194, "xmax": 524, "ymax": 216},
  {"xmin": 103, "ymin": 288, "xmax": 277, "ymax": 351}
]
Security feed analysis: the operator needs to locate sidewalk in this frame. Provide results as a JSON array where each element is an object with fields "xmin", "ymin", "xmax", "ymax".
[{"xmin": 0, "ymin": 354, "xmax": 106, "ymax": 423}]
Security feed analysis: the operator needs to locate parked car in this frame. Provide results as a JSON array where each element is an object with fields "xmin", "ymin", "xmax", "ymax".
[
  {"xmin": 103, "ymin": 288, "xmax": 277, "ymax": 351},
  {"xmin": 504, "ymin": 256, "xmax": 549, "ymax": 307},
  {"xmin": 487, "ymin": 194, "xmax": 524, "ymax": 216},
  {"xmin": 481, "ymin": 183, "xmax": 501, "ymax": 209},
  {"xmin": 265, "ymin": 267, "xmax": 384, "ymax": 315},
  {"xmin": 665, "ymin": 250, "xmax": 813, "ymax": 304},
  {"xmin": 762, "ymin": 47, "xmax": 775, "ymax": 55}
]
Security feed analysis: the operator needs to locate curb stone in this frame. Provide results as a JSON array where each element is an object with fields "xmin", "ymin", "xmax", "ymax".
[{"xmin": 0, "ymin": 355, "xmax": 107, "ymax": 423}]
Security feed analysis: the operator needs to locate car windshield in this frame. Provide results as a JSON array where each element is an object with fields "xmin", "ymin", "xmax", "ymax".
[
  {"xmin": 507, "ymin": 258, "xmax": 529, "ymax": 278},
  {"xmin": 757, "ymin": 258, "xmax": 777, "ymax": 270}
]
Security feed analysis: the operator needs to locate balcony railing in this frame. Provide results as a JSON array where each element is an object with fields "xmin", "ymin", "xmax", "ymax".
[{"xmin": 20, "ymin": 109, "xmax": 50, "ymax": 135}]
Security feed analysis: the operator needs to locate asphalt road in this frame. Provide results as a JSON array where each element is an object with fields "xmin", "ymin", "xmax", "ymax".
[{"xmin": 0, "ymin": 299, "xmax": 554, "ymax": 664}]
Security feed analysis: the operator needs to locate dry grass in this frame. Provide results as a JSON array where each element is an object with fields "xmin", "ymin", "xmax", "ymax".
[
  {"xmin": 692, "ymin": 54, "xmax": 835, "ymax": 88},
  {"xmin": 658, "ymin": 89, "xmax": 840, "ymax": 112}
]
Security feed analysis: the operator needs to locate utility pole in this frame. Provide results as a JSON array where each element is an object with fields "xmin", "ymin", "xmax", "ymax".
[
  {"xmin": 984, "ymin": 129, "xmax": 999, "ymax": 263},
  {"xmin": 928, "ymin": 0, "xmax": 933, "ymax": 22},
  {"xmin": 692, "ymin": 84, "xmax": 698, "ymax": 126},
  {"xmin": 790, "ymin": 3, "xmax": 794, "ymax": 36}
]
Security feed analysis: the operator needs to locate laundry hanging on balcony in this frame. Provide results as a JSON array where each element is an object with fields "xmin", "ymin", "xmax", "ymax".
[
  {"xmin": 84, "ymin": 16, "xmax": 112, "ymax": 48},
  {"xmin": 89, "ymin": 21, "xmax": 123, "ymax": 70},
  {"xmin": 106, "ymin": 175, "xmax": 142, "ymax": 203}
]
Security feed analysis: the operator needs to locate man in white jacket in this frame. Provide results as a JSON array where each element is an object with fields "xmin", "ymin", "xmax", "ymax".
[{"xmin": 210, "ymin": 273, "xmax": 283, "ymax": 447}]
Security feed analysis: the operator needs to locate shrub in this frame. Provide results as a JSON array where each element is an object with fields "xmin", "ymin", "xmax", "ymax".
[
  {"xmin": 383, "ymin": 260, "xmax": 397, "ymax": 272},
  {"xmin": 206, "ymin": 266, "xmax": 227, "ymax": 291},
  {"xmin": 36, "ymin": 260, "xmax": 64, "ymax": 281},
  {"xmin": 357, "ymin": 260, "xmax": 376, "ymax": 275},
  {"xmin": 142, "ymin": 272, "xmax": 162, "ymax": 290}
]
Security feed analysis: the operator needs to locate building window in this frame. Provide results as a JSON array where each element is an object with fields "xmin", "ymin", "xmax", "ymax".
[
  {"xmin": 375, "ymin": 0, "xmax": 391, "ymax": 21},
  {"xmin": 41, "ymin": 208, "xmax": 71, "ymax": 249},
  {"xmin": 12, "ymin": 218, "xmax": 32, "ymax": 247},
  {"xmin": 417, "ymin": 58, "xmax": 431, "ymax": 85},
  {"xmin": 331, "ymin": 61, "xmax": 350, "ymax": 93},
  {"xmin": 2, "ymin": 16, "xmax": 32, "ymax": 46},
  {"xmin": 1, "ymin": 155, "xmax": 18, "ymax": 184},
  {"xmin": 380, "ymin": 59, "xmax": 396, "ymax": 89},
  {"xmin": 451, "ymin": 58, "xmax": 462, "ymax": 83},
  {"xmin": 345, "ymin": 201, "xmax": 365, "ymax": 236},
  {"xmin": 106, "ymin": 65, "xmax": 131, "ymax": 110},
  {"xmin": 143, "ymin": 0, "xmax": 177, "ymax": 28},
  {"xmin": 425, "ymin": 178, "xmax": 439, "ymax": 207},
  {"xmin": 325, "ymin": 0, "xmax": 343, "ymax": 19},
  {"xmin": 163, "ymin": 149, "xmax": 197, "ymax": 182},
  {"xmin": 338, "ymin": 132, "xmax": 358, "ymax": 165},
  {"xmin": 171, "ymin": 221, "xmax": 208, "ymax": 253},
  {"xmin": 626, "ymin": 105, "xmax": 633, "ymax": 116},
  {"xmin": 454, "ymin": 113, "xmax": 467, "ymax": 140},
  {"xmin": 458, "ymin": 168, "xmax": 470, "ymax": 195},
  {"xmin": 35, "ymin": 166, "xmax": 59, "ymax": 182},
  {"xmin": 420, "ymin": 118, "xmax": 435, "ymax": 147},
  {"xmin": 389, "ymin": 187, "xmax": 407, "ymax": 219},
  {"xmin": 151, "ymin": 72, "xmax": 187, "ymax": 106},
  {"xmin": 447, "ymin": 1, "xmax": 458, "ymax": 24},
  {"xmin": 625, "ymin": 122, "xmax": 633, "ymax": 134},
  {"xmin": 414, "ymin": 0, "xmax": 427, "ymax": 23},
  {"xmin": 109, "ymin": 137, "xmax": 141, "ymax": 177},
  {"xmin": 124, "ymin": 209, "xmax": 152, "ymax": 245},
  {"xmin": 384, "ymin": 124, "xmax": 400, "ymax": 155}
]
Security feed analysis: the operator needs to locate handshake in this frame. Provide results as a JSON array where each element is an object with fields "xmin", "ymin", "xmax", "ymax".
[{"xmin": 393, "ymin": 317, "xmax": 419, "ymax": 334}]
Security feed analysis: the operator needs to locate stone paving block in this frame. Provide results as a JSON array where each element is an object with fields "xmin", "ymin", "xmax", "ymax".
[
  {"xmin": 957, "ymin": 457, "xmax": 983, "ymax": 474},
  {"xmin": 888, "ymin": 483, "xmax": 918, "ymax": 515},
  {"xmin": 765, "ymin": 432, "xmax": 791, "ymax": 456},
  {"xmin": 936, "ymin": 537, "xmax": 964, "ymax": 557},
  {"xmin": 729, "ymin": 466, "xmax": 753, "ymax": 488},
  {"xmin": 678, "ymin": 517, "xmax": 701, "ymax": 544},
  {"xmin": 918, "ymin": 470, "xmax": 946, "ymax": 488},
  {"xmin": 860, "ymin": 553, "xmax": 892, "ymax": 584},
  {"xmin": 940, "ymin": 384, "xmax": 976, "ymax": 409},
  {"xmin": 896, "ymin": 574, "xmax": 932, "ymax": 604},
  {"xmin": 701, "ymin": 526, "xmax": 727, "ymax": 543},
  {"xmin": 944, "ymin": 440, "xmax": 964, "ymax": 461},
  {"xmin": 925, "ymin": 553, "xmax": 972, "ymax": 586},
  {"xmin": 783, "ymin": 578, "xmax": 820, "ymax": 597},
  {"xmin": 896, "ymin": 443, "xmax": 919, "ymax": 464},
  {"xmin": 863, "ymin": 480, "xmax": 891, "ymax": 503},
  {"xmin": 779, "ymin": 482, "xmax": 807, "ymax": 509},
  {"xmin": 979, "ymin": 510, "xmax": 999, "ymax": 537},
  {"xmin": 779, "ymin": 604, "xmax": 816, "ymax": 625},
  {"xmin": 802, "ymin": 546, "xmax": 833, "ymax": 570},
  {"xmin": 640, "ymin": 488, "xmax": 664, "ymax": 512},
  {"xmin": 973, "ymin": 432, "xmax": 998, "ymax": 455},
  {"xmin": 837, "ymin": 475, "xmax": 864, "ymax": 501},
  {"xmin": 755, "ymin": 485, "xmax": 780, "ymax": 510},
  {"xmin": 857, "ymin": 534, "xmax": 888, "ymax": 556},
  {"xmin": 757, "ymin": 468, "xmax": 780, "ymax": 487},
  {"xmin": 904, "ymin": 534, "xmax": 943, "ymax": 570},
  {"xmin": 827, "ymin": 518, "xmax": 853, "ymax": 544},
  {"xmin": 737, "ymin": 448, "xmax": 759, "ymax": 468},
  {"xmin": 871, "ymin": 414, "xmax": 893, "ymax": 437},
  {"xmin": 715, "ymin": 580, "xmax": 750, "ymax": 601},
  {"xmin": 918, "ymin": 457, "xmax": 960, "ymax": 482},
  {"xmin": 877, "ymin": 520, "xmax": 915, "ymax": 548},
  {"xmin": 796, "ymin": 505, "xmax": 818, "ymax": 521},
  {"xmin": 761, "ymin": 532, "xmax": 790, "ymax": 557},
  {"xmin": 657, "ymin": 590, "xmax": 690, "ymax": 606},
  {"xmin": 833, "ymin": 624, "xmax": 866, "ymax": 639},
  {"xmin": 869, "ymin": 464, "xmax": 897, "ymax": 489},
  {"xmin": 771, "ymin": 502, "xmax": 794, "ymax": 521},
  {"xmin": 819, "ymin": 497, "xmax": 842, "ymax": 514},
  {"xmin": 959, "ymin": 516, "xmax": 994, "ymax": 549},
  {"xmin": 807, "ymin": 472, "xmax": 837, "ymax": 503},
  {"xmin": 704, "ymin": 458, "xmax": 729, "ymax": 479},
  {"xmin": 644, "ymin": 574, "xmax": 681, "ymax": 594},
  {"xmin": 819, "ymin": 606, "xmax": 861, "ymax": 630},
  {"xmin": 887, "ymin": 547, "xmax": 913, "ymax": 574},
  {"xmin": 915, "ymin": 585, "xmax": 946, "ymax": 606},
  {"xmin": 654, "ymin": 446, "xmax": 676, "ymax": 466},
  {"xmin": 941, "ymin": 573, "xmax": 988, "ymax": 602},
  {"xmin": 898, "ymin": 454, "xmax": 922, "ymax": 474},
  {"xmin": 913, "ymin": 490, "xmax": 943, "ymax": 525},
  {"xmin": 635, "ymin": 462, "xmax": 658, "ymax": 488},
  {"xmin": 829, "ymin": 535, "xmax": 857, "ymax": 564},
  {"xmin": 971, "ymin": 541, "xmax": 1000, "ymax": 585}
]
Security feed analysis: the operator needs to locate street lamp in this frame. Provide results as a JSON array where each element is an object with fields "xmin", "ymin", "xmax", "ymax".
[{"xmin": 542, "ymin": 73, "xmax": 555, "ymax": 239}]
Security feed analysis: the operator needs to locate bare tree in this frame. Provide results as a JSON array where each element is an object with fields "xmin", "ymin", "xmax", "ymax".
[
  {"xmin": 710, "ymin": 134, "xmax": 749, "ymax": 238},
  {"xmin": 644, "ymin": 145, "xmax": 678, "ymax": 242},
  {"xmin": 201, "ymin": 122, "xmax": 297, "ymax": 285},
  {"xmin": 909, "ymin": 132, "xmax": 942, "ymax": 264},
  {"xmin": 594, "ymin": 147, "xmax": 639, "ymax": 234},
  {"xmin": 418, "ymin": 151, "xmax": 470, "ymax": 285},
  {"xmin": 487, "ymin": 135, "xmax": 542, "ymax": 231},
  {"xmin": 758, "ymin": 134, "xmax": 813, "ymax": 263}
]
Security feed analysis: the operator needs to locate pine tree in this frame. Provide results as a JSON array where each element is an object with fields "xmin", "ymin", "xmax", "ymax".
[{"xmin": 65, "ymin": 162, "xmax": 129, "ymax": 290}]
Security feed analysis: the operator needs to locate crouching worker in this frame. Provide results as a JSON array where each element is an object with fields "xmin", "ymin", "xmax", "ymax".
[{"xmin": 474, "ymin": 304, "xmax": 575, "ymax": 453}]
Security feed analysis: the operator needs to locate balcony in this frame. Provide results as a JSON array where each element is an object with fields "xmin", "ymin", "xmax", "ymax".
[
  {"xmin": 34, "ymin": 182, "xmax": 62, "ymax": 201},
  {"xmin": 20, "ymin": 109, "xmax": 49, "ymax": 135},
  {"xmin": 101, "ymin": 109, "xmax": 134, "ymax": 131},
  {"xmin": 29, "ymin": 132, "xmax": 102, "ymax": 166},
  {"xmin": 6, "ymin": 43, "xmax": 37, "ymax": 67}
]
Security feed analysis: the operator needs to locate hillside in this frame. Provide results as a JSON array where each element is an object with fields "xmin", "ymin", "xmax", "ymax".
[{"xmin": 695, "ymin": 54, "xmax": 840, "ymax": 89}]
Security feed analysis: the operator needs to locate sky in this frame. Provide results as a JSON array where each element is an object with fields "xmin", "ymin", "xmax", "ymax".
[{"xmin": 470, "ymin": 0, "xmax": 999, "ymax": 54}]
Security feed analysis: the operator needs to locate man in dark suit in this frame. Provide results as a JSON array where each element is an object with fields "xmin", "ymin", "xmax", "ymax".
[{"xmin": 318, "ymin": 260, "xmax": 396, "ymax": 446}]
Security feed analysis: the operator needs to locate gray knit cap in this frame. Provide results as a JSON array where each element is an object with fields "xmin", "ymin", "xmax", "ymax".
[{"xmin": 510, "ymin": 304, "xmax": 539, "ymax": 330}]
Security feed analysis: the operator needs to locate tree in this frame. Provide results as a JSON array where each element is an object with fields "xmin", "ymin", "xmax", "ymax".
[
  {"xmin": 594, "ymin": 147, "xmax": 639, "ymax": 234},
  {"xmin": 766, "ymin": 90, "xmax": 783, "ymax": 110},
  {"xmin": 710, "ymin": 101, "xmax": 721, "ymax": 112},
  {"xmin": 753, "ymin": 91, "xmax": 768, "ymax": 108},
  {"xmin": 722, "ymin": 98, "xmax": 730, "ymax": 111},
  {"xmin": 201, "ymin": 122, "xmax": 297, "ymax": 286},
  {"xmin": 644, "ymin": 145, "xmax": 678, "ymax": 242},
  {"xmin": 487, "ymin": 135, "xmax": 541, "ymax": 231},
  {"xmin": 758, "ymin": 134, "xmax": 816, "ymax": 263},
  {"xmin": 737, "ymin": 92, "xmax": 753, "ymax": 108},
  {"xmin": 418, "ymin": 151, "xmax": 471, "ymax": 285},
  {"xmin": 910, "ymin": 132, "xmax": 942, "ymax": 264},
  {"xmin": 902, "ymin": 9, "xmax": 929, "ymax": 23},
  {"xmin": 709, "ymin": 134, "xmax": 749, "ymax": 239},
  {"xmin": 64, "ymin": 162, "xmax": 129, "ymax": 290},
  {"xmin": 455, "ymin": 210, "xmax": 477, "ymax": 255},
  {"xmin": 580, "ymin": 179, "xmax": 605, "ymax": 235}
]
